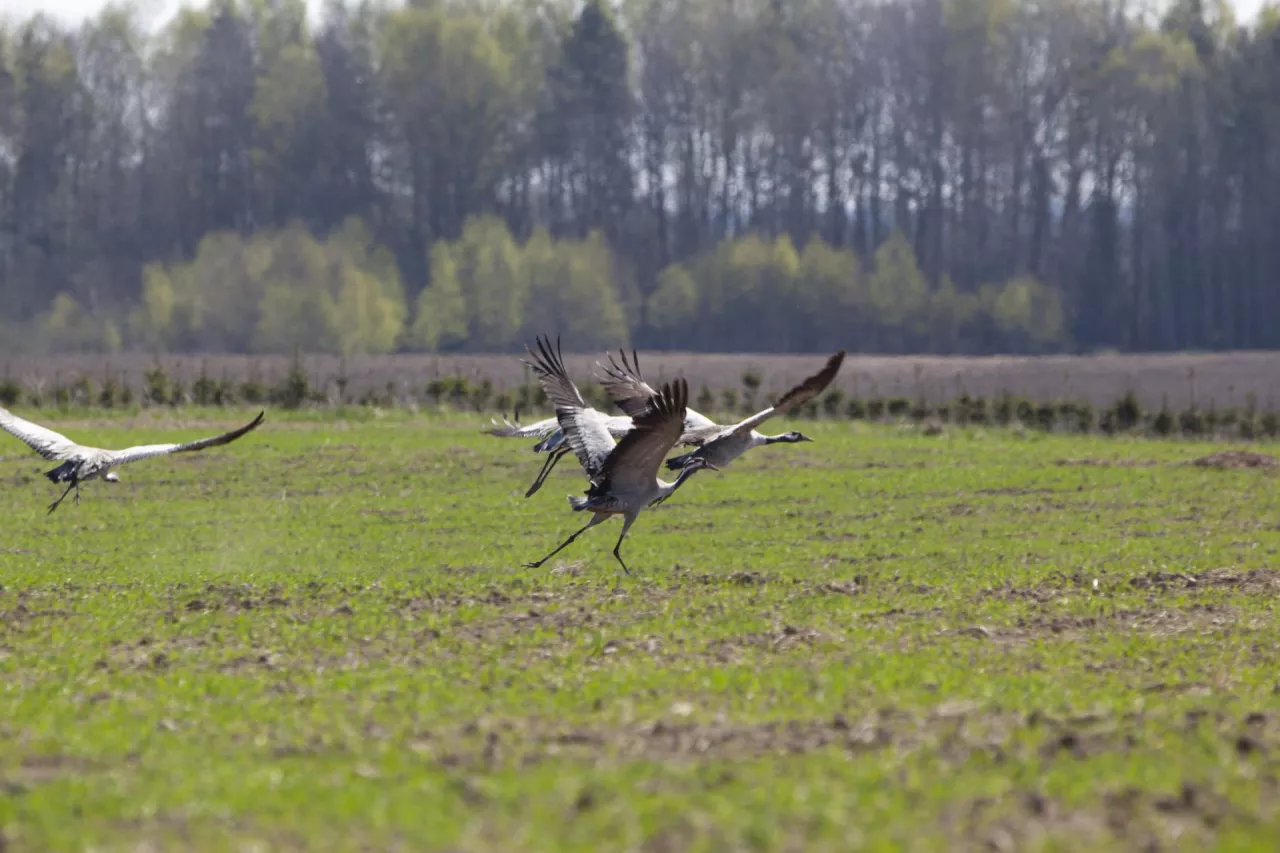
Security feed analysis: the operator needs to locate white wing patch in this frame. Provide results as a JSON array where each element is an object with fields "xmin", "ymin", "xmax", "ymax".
[{"xmin": 0, "ymin": 406, "xmax": 80, "ymax": 460}]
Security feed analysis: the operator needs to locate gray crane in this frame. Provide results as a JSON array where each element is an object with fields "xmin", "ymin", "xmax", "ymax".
[
  {"xmin": 0, "ymin": 407, "xmax": 266, "ymax": 513},
  {"xmin": 488, "ymin": 338, "xmax": 718, "ymax": 497},
  {"xmin": 597, "ymin": 348, "xmax": 846, "ymax": 471},
  {"xmin": 520, "ymin": 335, "xmax": 713, "ymax": 574}
]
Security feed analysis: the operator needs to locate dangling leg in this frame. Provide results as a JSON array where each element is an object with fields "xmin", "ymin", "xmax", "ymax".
[
  {"xmin": 73, "ymin": 483, "xmax": 81, "ymax": 506},
  {"xmin": 47, "ymin": 482, "xmax": 76, "ymax": 515},
  {"xmin": 524, "ymin": 513, "xmax": 606, "ymax": 568},
  {"xmin": 525, "ymin": 446, "xmax": 569, "ymax": 498},
  {"xmin": 610, "ymin": 514, "xmax": 638, "ymax": 575}
]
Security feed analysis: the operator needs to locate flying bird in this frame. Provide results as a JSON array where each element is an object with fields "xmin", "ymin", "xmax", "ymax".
[
  {"xmin": 597, "ymin": 348, "xmax": 844, "ymax": 471},
  {"xmin": 490, "ymin": 342, "xmax": 722, "ymax": 498},
  {"xmin": 0, "ymin": 407, "xmax": 266, "ymax": 513},
  {"xmin": 520, "ymin": 335, "xmax": 713, "ymax": 574},
  {"xmin": 664, "ymin": 350, "xmax": 845, "ymax": 470}
]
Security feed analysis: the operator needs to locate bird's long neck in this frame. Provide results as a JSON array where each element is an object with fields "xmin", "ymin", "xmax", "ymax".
[
  {"xmin": 762, "ymin": 432, "xmax": 801, "ymax": 445},
  {"xmin": 655, "ymin": 464, "xmax": 702, "ymax": 504}
]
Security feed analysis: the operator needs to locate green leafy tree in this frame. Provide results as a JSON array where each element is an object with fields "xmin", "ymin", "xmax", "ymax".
[
  {"xmin": 867, "ymin": 231, "xmax": 931, "ymax": 351},
  {"xmin": 411, "ymin": 243, "xmax": 469, "ymax": 352},
  {"xmin": 646, "ymin": 263, "xmax": 700, "ymax": 346}
]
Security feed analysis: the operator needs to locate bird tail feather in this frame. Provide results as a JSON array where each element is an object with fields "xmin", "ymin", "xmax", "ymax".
[
  {"xmin": 568, "ymin": 495, "xmax": 591, "ymax": 511},
  {"xmin": 44, "ymin": 462, "xmax": 74, "ymax": 483}
]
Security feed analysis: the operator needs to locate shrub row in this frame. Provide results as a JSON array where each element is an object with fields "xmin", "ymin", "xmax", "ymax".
[{"xmin": 1, "ymin": 361, "xmax": 1276, "ymax": 441}]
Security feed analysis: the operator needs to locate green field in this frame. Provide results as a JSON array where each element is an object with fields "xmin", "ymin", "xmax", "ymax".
[{"xmin": 3, "ymin": 410, "xmax": 1280, "ymax": 851}]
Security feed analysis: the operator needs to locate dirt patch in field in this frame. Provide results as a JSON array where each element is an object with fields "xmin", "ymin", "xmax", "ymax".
[
  {"xmin": 954, "ymin": 780, "xmax": 1253, "ymax": 853},
  {"xmin": 977, "ymin": 568, "xmax": 1280, "ymax": 608},
  {"xmin": 423, "ymin": 705, "xmax": 1275, "ymax": 777},
  {"xmin": 1055, "ymin": 457, "xmax": 1161, "ymax": 468},
  {"xmin": 706, "ymin": 624, "xmax": 832, "ymax": 662},
  {"xmin": 1191, "ymin": 450, "xmax": 1279, "ymax": 469},
  {"xmin": 1128, "ymin": 567, "xmax": 1280, "ymax": 593}
]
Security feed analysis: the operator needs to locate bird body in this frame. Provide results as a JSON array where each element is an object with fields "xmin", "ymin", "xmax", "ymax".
[
  {"xmin": 0, "ymin": 407, "xmax": 266, "ymax": 513},
  {"xmin": 665, "ymin": 428, "xmax": 809, "ymax": 471},
  {"xmin": 520, "ymin": 336, "xmax": 713, "ymax": 574}
]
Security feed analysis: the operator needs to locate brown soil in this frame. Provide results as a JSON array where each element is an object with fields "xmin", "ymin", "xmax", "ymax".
[
  {"xmin": 1191, "ymin": 450, "xmax": 1279, "ymax": 469},
  {"xmin": 10, "ymin": 350, "xmax": 1280, "ymax": 410}
]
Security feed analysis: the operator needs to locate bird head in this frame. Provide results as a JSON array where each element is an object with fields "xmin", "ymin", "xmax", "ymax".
[
  {"xmin": 104, "ymin": 472, "xmax": 120, "ymax": 483},
  {"xmin": 684, "ymin": 456, "xmax": 718, "ymax": 473},
  {"xmin": 787, "ymin": 431, "xmax": 814, "ymax": 443}
]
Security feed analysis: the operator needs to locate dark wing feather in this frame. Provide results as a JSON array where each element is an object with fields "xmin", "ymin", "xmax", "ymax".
[
  {"xmin": 721, "ymin": 350, "xmax": 846, "ymax": 438},
  {"xmin": 594, "ymin": 378, "xmax": 688, "ymax": 493},
  {"xmin": 522, "ymin": 335, "xmax": 587, "ymax": 410},
  {"xmin": 597, "ymin": 348, "xmax": 659, "ymax": 418},
  {"xmin": 109, "ymin": 411, "xmax": 266, "ymax": 467}
]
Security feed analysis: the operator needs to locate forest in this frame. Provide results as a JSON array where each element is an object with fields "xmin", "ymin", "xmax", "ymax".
[{"xmin": 0, "ymin": 0, "xmax": 1277, "ymax": 356}]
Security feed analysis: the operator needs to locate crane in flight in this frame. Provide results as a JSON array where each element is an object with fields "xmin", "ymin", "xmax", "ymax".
[
  {"xmin": 0, "ymin": 407, "xmax": 266, "ymax": 513},
  {"xmin": 596, "ymin": 348, "xmax": 846, "ymax": 471},
  {"xmin": 520, "ymin": 335, "xmax": 713, "ymax": 574}
]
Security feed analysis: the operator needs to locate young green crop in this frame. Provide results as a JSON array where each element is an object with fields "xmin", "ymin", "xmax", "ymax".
[{"xmin": 2, "ymin": 413, "xmax": 1280, "ymax": 851}]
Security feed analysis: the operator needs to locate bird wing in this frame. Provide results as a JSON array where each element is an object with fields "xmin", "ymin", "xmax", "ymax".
[
  {"xmin": 596, "ymin": 378, "xmax": 689, "ymax": 493},
  {"xmin": 107, "ymin": 411, "xmax": 266, "ymax": 467},
  {"xmin": 682, "ymin": 407, "xmax": 719, "ymax": 432},
  {"xmin": 598, "ymin": 348, "xmax": 717, "ymax": 434},
  {"xmin": 522, "ymin": 335, "xmax": 587, "ymax": 410},
  {"xmin": 556, "ymin": 407, "xmax": 616, "ymax": 479},
  {"xmin": 0, "ymin": 406, "xmax": 80, "ymax": 460},
  {"xmin": 483, "ymin": 415, "xmax": 560, "ymax": 439},
  {"xmin": 714, "ymin": 350, "xmax": 846, "ymax": 440},
  {"xmin": 597, "ymin": 348, "xmax": 660, "ymax": 418},
  {"xmin": 523, "ymin": 335, "xmax": 614, "ymax": 476}
]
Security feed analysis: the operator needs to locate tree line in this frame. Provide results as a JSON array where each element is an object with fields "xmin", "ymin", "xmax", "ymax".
[{"xmin": 1, "ymin": 0, "xmax": 1277, "ymax": 355}]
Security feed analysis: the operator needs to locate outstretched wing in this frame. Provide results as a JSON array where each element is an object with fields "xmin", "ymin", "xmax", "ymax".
[
  {"xmin": 524, "ymin": 335, "xmax": 613, "ymax": 477},
  {"xmin": 0, "ymin": 406, "xmax": 80, "ymax": 461},
  {"xmin": 522, "ymin": 335, "xmax": 587, "ymax": 411},
  {"xmin": 595, "ymin": 378, "xmax": 688, "ymax": 493},
  {"xmin": 597, "ymin": 348, "xmax": 660, "ymax": 418},
  {"xmin": 715, "ymin": 350, "xmax": 846, "ymax": 440},
  {"xmin": 483, "ymin": 415, "xmax": 560, "ymax": 440},
  {"xmin": 108, "ymin": 411, "xmax": 266, "ymax": 468},
  {"xmin": 598, "ymin": 348, "xmax": 718, "ymax": 435}
]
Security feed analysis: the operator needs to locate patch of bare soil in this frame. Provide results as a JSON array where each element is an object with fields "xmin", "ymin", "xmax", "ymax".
[
  {"xmin": 978, "ymin": 568, "xmax": 1280, "ymax": 608},
  {"xmin": 1055, "ymin": 457, "xmax": 1161, "ymax": 468},
  {"xmin": 956, "ymin": 781, "xmax": 1250, "ymax": 852},
  {"xmin": 706, "ymin": 624, "xmax": 831, "ymax": 662},
  {"xmin": 1128, "ymin": 567, "xmax": 1280, "ymax": 593},
  {"xmin": 423, "ymin": 706, "xmax": 1275, "ymax": 777},
  {"xmin": 1191, "ymin": 449, "xmax": 1279, "ymax": 469}
]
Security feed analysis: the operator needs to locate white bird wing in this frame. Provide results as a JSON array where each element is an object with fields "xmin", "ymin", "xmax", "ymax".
[
  {"xmin": 596, "ymin": 378, "xmax": 689, "ymax": 493},
  {"xmin": 0, "ymin": 406, "xmax": 81, "ymax": 460},
  {"xmin": 107, "ymin": 411, "xmax": 266, "ymax": 468},
  {"xmin": 712, "ymin": 350, "xmax": 847, "ymax": 441},
  {"xmin": 483, "ymin": 415, "xmax": 560, "ymax": 439},
  {"xmin": 524, "ymin": 335, "xmax": 613, "ymax": 477}
]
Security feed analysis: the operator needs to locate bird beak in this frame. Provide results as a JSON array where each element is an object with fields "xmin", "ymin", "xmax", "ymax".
[{"xmin": 800, "ymin": 435, "xmax": 814, "ymax": 442}]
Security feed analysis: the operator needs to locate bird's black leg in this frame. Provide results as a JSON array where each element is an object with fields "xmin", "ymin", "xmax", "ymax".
[
  {"xmin": 47, "ymin": 482, "xmax": 76, "ymax": 515},
  {"xmin": 610, "ymin": 515, "xmax": 637, "ymax": 575},
  {"xmin": 525, "ymin": 446, "xmax": 568, "ymax": 498},
  {"xmin": 524, "ymin": 514, "xmax": 603, "ymax": 568}
]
